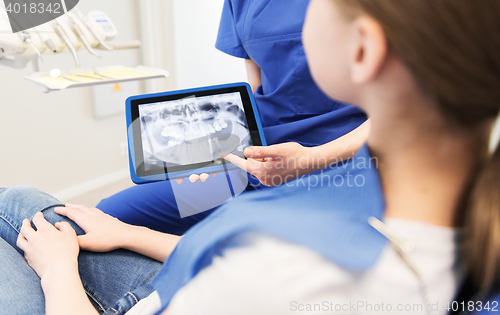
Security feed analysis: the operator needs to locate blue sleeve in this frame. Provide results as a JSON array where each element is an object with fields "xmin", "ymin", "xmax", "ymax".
[{"xmin": 215, "ymin": 0, "xmax": 250, "ymax": 59}]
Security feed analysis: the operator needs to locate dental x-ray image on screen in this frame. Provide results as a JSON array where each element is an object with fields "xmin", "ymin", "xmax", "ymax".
[{"xmin": 138, "ymin": 92, "xmax": 252, "ymax": 172}]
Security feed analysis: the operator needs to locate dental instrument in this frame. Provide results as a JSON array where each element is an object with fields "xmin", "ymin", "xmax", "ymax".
[
  {"xmin": 53, "ymin": 19, "xmax": 80, "ymax": 67},
  {"xmin": 61, "ymin": 75, "xmax": 81, "ymax": 82},
  {"xmin": 92, "ymin": 67, "xmax": 114, "ymax": 79},
  {"xmin": 0, "ymin": 6, "xmax": 160, "ymax": 93},
  {"xmin": 0, "ymin": 7, "xmax": 43, "ymax": 61},
  {"xmin": 17, "ymin": 30, "xmax": 43, "ymax": 61},
  {"xmin": 75, "ymin": 73, "xmax": 103, "ymax": 80},
  {"xmin": 68, "ymin": 13, "xmax": 102, "ymax": 59},
  {"xmin": 34, "ymin": 28, "xmax": 57, "ymax": 53},
  {"xmin": 76, "ymin": 9, "xmax": 113, "ymax": 51}
]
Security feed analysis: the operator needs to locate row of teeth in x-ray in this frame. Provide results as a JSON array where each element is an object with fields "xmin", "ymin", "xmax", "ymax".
[
  {"xmin": 160, "ymin": 116, "xmax": 229, "ymax": 139},
  {"xmin": 141, "ymin": 115, "xmax": 249, "ymax": 165},
  {"xmin": 148, "ymin": 133, "xmax": 242, "ymax": 166},
  {"xmin": 143, "ymin": 136, "xmax": 245, "ymax": 167}
]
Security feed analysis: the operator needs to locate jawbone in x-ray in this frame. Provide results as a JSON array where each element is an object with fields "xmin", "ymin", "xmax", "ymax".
[{"xmin": 139, "ymin": 92, "xmax": 252, "ymax": 171}]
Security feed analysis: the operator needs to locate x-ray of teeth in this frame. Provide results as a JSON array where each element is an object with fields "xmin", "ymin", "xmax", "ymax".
[{"xmin": 138, "ymin": 92, "xmax": 253, "ymax": 170}]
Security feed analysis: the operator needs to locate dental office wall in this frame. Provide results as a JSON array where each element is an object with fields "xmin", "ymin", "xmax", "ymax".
[
  {"xmin": 0, "ymin": 0, "xmax": 246, "ymax": 201},
  {"xmin": 171, "ymin": 0, "xmax": 247, "ymax": 89}
]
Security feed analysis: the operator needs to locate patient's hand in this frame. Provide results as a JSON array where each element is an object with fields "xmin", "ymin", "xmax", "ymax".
[
  {"xmin": 17, "ymin": 212, "xmax": 79, "ymax": 280},
  {"xmin": 56, "ymin": 204, "xmax": 181, "ymax": 262},
  {"xmin": 54, "ymin": 204, "xmax": 131, "ymax": 252}
]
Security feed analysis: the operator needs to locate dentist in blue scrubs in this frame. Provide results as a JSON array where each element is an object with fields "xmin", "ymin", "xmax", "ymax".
[{"xmin": 96, "ymin": 0, "xmax": 369, "ymax": 234}]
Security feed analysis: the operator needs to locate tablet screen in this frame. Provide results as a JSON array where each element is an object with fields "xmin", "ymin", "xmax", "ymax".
[{"xmin": 128, "ymin": 84, "xmax": 265, "ymax": 180}]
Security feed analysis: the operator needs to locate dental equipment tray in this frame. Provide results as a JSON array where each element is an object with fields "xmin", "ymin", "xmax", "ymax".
[
  {"xmin": 25, "ymin": 65, "xmax": 169, "ymax": 93},
  {"xmin": 126, "ymin": 82, "xmax": 267, "ymax": 184}
]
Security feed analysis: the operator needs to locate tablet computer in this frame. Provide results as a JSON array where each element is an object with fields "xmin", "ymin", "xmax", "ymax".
[{"xmin": 126, "ymin": 82, "xmax": 267, "ymax": 184}]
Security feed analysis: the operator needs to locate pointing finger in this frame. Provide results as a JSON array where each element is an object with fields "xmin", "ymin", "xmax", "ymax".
[
  {"xmin": 224, "ymin": 153, "xmax": 267, "ymax": 178},
  {"xmin": 244, "ymin": 146, "xmax": 282, "ymax": 159},
  {"xmin": 222, "ymin": 153, "xmax": 248, "ymax": 172}
]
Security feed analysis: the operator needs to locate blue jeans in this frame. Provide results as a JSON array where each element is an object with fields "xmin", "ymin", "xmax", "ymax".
[{"xmin": 0, "ymin": 186, "xmax": 162, "ymax": 315}]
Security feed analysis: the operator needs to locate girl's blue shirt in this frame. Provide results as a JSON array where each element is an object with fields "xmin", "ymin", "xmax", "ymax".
[
  {"xmin": 152, "ymin": 146, "xmax": 387, "ymax": 311},
  {"xmin": 215, "ymin": 0, "xmax": 367, "ymax": 147}
]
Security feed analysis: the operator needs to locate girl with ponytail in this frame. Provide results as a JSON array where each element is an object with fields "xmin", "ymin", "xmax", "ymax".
[{"xmin": 320, "ymin": 0, "xmax": 500, "ymax": 289}]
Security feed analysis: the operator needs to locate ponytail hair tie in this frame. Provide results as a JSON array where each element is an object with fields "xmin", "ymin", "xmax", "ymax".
[{"xmin": 488, "ymin": 109, "xmax": 500, "ymax": 156}]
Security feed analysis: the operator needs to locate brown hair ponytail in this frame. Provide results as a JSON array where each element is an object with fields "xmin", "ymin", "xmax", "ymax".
[
  {"xmin": 465, "ymin": 141, "xmax": 500, "ymax": 288},
  {"xmin": 335, "ymin": 0, "xmax": 500, "ymax": 288}
]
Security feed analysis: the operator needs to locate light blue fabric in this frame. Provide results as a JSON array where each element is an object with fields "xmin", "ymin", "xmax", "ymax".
[
  {"xmin": 216, "ymin": 0, "xmax": 367, "ymax": 147},
  {"xmin": 0, "ymin": 186, "xmax": 162, "ymax": 315},
  {"xmin": 152, "ymin": 145, "xmax": 388, "ymax": 312},
  {"xmin": 0, "ymin": 237, "xmax": 45, "ymax": 314}
]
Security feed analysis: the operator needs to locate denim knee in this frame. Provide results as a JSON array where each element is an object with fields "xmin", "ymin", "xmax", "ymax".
[
  {"xmin": 0, "ymin": 185, "xmax": 63, "ymax": 222},
  {"xmin": 1, "ymin": 185, "xmax": 42, "ymax": 197},
  {"xmin": 0, "ymin": 185, "xmax": 43, "ymax": 208},
  {"xmin": 0, "ymin": 185, "xmax": 66, "ymax": 253}
]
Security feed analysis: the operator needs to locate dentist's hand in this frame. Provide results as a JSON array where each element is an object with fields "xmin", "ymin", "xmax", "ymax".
[
  {"xmin": 17, "ymin": 212, "xmax": 79, "ymax": 280},
  {"xmin": 175, "ymin": 173, "xmax": 218, "ymax": 184},
  {"xmin": 223, "ymin": 142, "xmax": 323, "ymax": 187},
  {"xmin": 54, "ymin": 204, "xmax": 131, "ymax": 252}
]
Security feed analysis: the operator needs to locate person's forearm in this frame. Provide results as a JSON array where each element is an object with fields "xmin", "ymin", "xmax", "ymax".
[
  {"xmin": 309, "ymin": 120, "xmax": 371, "ymax": 168},
  {"xmin": 41, "ymin": 262, "xmax": 98, "ymax": 315},
  {"xmin": 120, "ymin": 225, "xmax": 181, "ymax": 262}
]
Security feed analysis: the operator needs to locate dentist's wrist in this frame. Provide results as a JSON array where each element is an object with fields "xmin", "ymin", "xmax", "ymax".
[{"xmin": 306, "ymin": 145, "xmax": 332, "ymax": 171}]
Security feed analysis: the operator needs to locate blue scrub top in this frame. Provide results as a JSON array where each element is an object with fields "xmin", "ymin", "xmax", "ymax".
[{"xmin": 216, "ymin": 0, "xmax": 367, "ymax": 147}]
